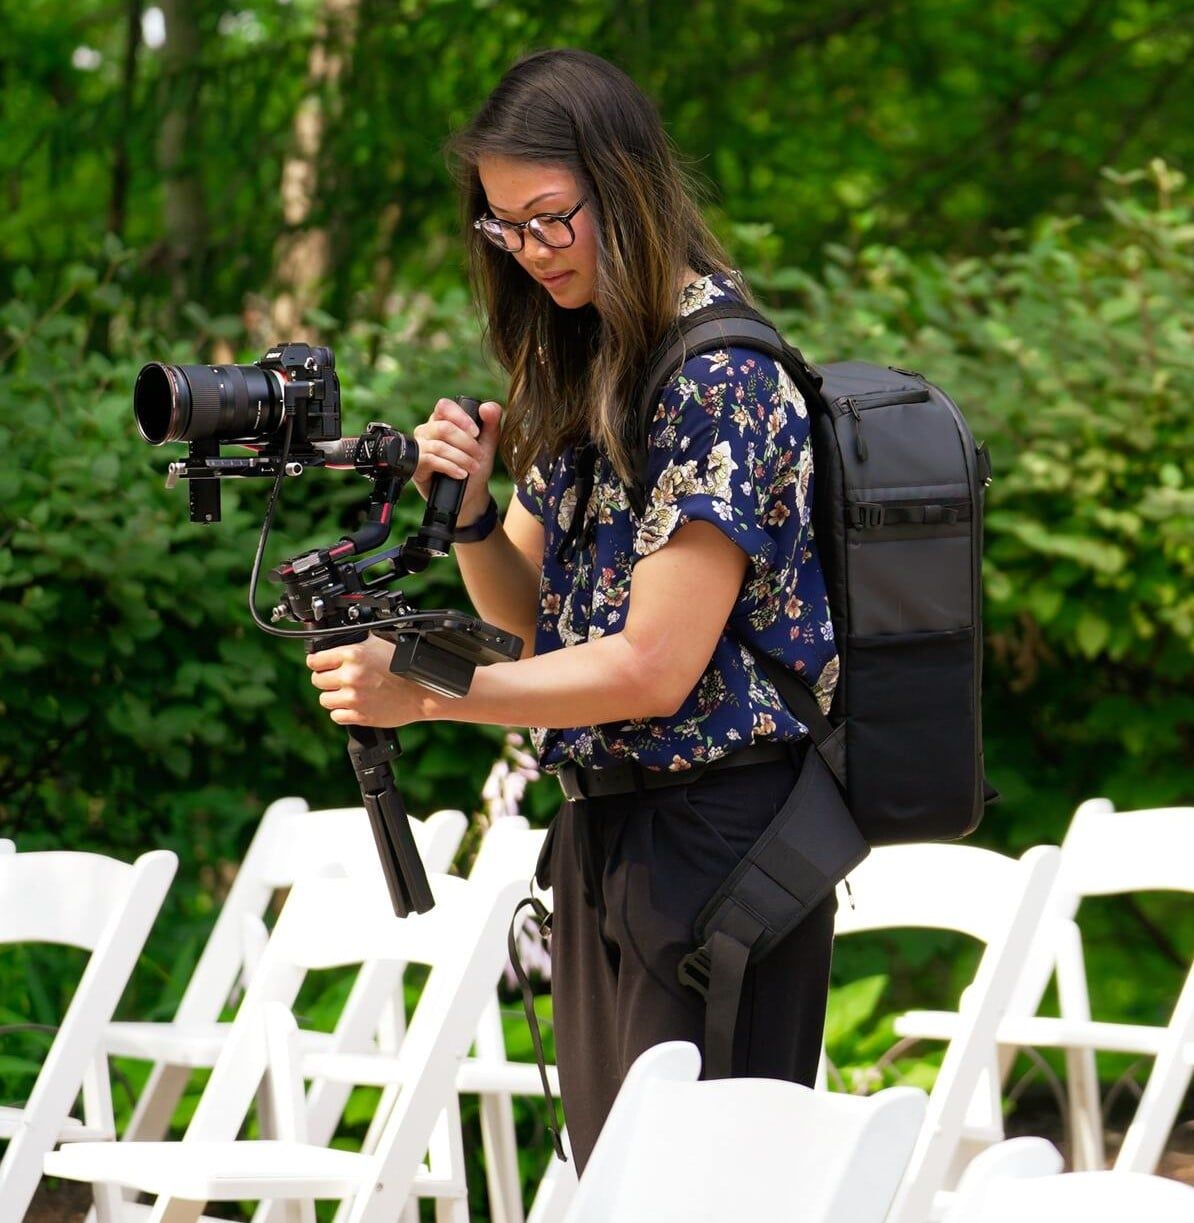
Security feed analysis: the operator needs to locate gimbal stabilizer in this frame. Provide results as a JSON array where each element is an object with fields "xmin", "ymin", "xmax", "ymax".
[
  {"xmin": 134, "ymin": 349, "xmax": 521, "ymax": 916},
  {"xmin": 267, "ymin": 399, "xmax": 521, "ymax": 916}
]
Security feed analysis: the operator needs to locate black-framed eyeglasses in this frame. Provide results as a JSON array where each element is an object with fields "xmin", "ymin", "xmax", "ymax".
[{"xmin": 473, "ymin": 198, "xmax": 587, "ymax": 252}]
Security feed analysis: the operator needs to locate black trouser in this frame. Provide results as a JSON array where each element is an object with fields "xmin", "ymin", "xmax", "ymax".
[{"xmin": 546, "ymin": 748, "xmax": 837, "ymax": 1171}]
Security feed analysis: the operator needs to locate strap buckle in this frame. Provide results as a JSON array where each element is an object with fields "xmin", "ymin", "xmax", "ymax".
[
  {"xmin": 557, "ymin": 762, "xmax": 588, "ymax": 802},
  {"xmin": 677, "ymin": 943, "xmax": 713, "ymax": 1000},
  {"xmin": 851, "ymin": 502, "xmax": 885, "ymax": 529}
]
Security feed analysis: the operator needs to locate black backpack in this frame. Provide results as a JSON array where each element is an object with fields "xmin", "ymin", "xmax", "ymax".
[
  {"xmin": 628, "ymin": 301, "xmax": 999, "ymax": 1081},
  {"xmin": 631, "ymin": 300, "xmax": 997, "ymax": 846}
]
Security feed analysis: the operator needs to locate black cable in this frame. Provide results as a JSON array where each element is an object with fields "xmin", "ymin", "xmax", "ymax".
[{"xmin": 244, "ymin": 416, "xmax": 453, "ymax": 642}]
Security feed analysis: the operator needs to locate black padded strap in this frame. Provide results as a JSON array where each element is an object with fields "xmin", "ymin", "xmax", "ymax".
[{"xmin": 629, "ymin": 303, "xmax": 823, "ymax": 515}]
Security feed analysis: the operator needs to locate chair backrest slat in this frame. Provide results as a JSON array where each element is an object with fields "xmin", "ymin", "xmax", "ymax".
[
  {"xmin": 0, "ymin": 852, "xmax": 147, "ymax": 950},
  {"xmin": 835, "ymin": 844, "xmax": 1033, "ymax": 943},
  {"xmin": 1059, "ymin": 804, "xmax": 1194, "ymax": 898}
]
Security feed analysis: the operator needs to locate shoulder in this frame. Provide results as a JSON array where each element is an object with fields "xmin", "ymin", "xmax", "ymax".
[
  {"xmin": 652, "ymin": 346, "xmax": 806, "ymax": 443},
  {"xmin": 659, "ymin": 271, "xmax": 806, "ymax": 418}
]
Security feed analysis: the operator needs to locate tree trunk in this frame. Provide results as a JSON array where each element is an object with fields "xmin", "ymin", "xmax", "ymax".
[
  {"xmin": 158, "ymin": 0, "xmax": 209, "ymax": 317},
  {"xmin": 109, "ymin": 0, "xmax": 142, "ymax": 240},
  {"xmin": 270, "ymin": 0, "xmax": 360, "ymax": 340}
]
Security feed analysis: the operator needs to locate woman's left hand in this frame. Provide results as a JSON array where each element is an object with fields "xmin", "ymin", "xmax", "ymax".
[{"xmin": 306, "ymin": 633, "xmax": 434, "ymax": 728}]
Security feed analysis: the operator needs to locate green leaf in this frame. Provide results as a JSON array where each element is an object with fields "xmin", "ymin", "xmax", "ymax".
[
  {"xmin": 1075, "ymin": 612, "xmax": 1111, "ymax": 658},
  {"xmin": 824, "ymin": 975, "xmax": 888, "ymax": 1049}
]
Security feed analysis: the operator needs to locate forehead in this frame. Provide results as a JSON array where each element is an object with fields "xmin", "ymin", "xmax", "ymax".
[{"xmin": 477, "ymin": 156, "xmax": 579, "ymax": 215}]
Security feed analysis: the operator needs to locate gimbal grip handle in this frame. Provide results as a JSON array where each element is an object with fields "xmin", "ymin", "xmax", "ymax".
[
  {"xmin": 408, "ymin": 395, "xmax": 483, "ymax": 560},
  {"xmin": 425, "ymin": 396, "xmax": 482, "ymax": 522}
]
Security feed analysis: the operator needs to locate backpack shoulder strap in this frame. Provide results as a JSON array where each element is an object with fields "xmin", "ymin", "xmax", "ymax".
[{"xmin": 630, "ymin": 302, "xmax": 823, "ymax": 515}]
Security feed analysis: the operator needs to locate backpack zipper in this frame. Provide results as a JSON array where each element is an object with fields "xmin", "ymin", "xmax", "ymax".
[
  {"xmin": 831, "ymin": 388, "xmax": 931, "ymax": 465},
  {"xmin": 845, "ymin": 398, "xmax": 867, "ymax": 462}
]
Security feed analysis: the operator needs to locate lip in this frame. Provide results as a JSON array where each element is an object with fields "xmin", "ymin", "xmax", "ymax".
[{"xmin": 538, "ymin": 271, "xmax": 574, "ymax": 288}]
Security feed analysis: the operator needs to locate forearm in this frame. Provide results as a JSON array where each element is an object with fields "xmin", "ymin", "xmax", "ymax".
[
  {"xmin": 455, "ymin": 524, "xmax": 540, "ymax": 657},
  {"xmin": 424, "ymin": 632, "xmax": 674, "ymax": 728}
]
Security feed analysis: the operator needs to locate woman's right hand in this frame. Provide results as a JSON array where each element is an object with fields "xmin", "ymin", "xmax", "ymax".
[{"xmin": 412, "ymin": 398, "xmax": 503, "ymax": 520}]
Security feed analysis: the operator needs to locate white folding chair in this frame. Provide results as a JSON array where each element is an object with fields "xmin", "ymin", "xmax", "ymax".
[
  {"xmin": 0, "ymin": 849, "xmax": 176, "ymax": 1223},
  {"xmin": 830, "ymin": 843, "xmax": 1061, "ymax": 1223},
  {"xmin": 45, "ymin": 863, "xmax": 527, "ymax": 1223},
  {"xmin": 943, "ymin": 1135, "xmax": 1194, "ymax": 1223},
  {"xmin": 897, "ymin": 800, "xmax": 1194, "ymax": 1172},
  {"xmin": 560, "ymin": 1041, "xmax": 925, "ymax": 1223},
  {"xmin": 108, "ymin": 798, "xmax": 466, "ymax": 1144},
  {"xmin": 284, "ymin": 817, "xmax": 574, "ymax": 1223}
]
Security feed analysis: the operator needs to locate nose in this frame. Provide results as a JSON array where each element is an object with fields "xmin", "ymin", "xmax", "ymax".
[{"xmin": 520, "ymin": 229, "xmax": 556, "ymax": 260}]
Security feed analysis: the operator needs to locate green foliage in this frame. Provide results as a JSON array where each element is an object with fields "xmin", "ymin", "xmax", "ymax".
[{"xmin": 4, "ymin": 0, "xmax": 1190, "ymax": 323}]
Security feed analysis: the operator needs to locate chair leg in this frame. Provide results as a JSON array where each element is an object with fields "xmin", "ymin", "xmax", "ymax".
[
  {"xmin": 479, "ymin": 1089, "xmax": 523, "ymax": 1223},
  {"xmin": 431, "ymin": 1107, "xmax": 470, "ymax": 1223},
  {"xmin": 1113, "ymin": 1045, "xmax": 1189, "ymax": 1172},
  {"xmin": 145, "ymin": 1199, "xmax": 206, "ymax": 1223},
  {"xmin": 1064, "ymin": 1045, "xmax": 1105, "ymax": 1170},
  {"xmin": 525, "ymin": 1130, "xmax": 577, "ymax": 1223},
  {"xmin": 123, "ymin": 1063, "xmax": 193, "ymax": 1141},
  {"xmin": 1054, "ymin": 919, "xmax": 1106, "ymax": 1170},
  {"xmin": 474, "ymin": 995, "xmax": 524, "ymax": 1223}
]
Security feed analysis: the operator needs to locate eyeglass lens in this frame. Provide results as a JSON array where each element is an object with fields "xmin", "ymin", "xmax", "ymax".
[{"xmin": 480, "ymin": 214, "xmax": 576, "ymax": 251}]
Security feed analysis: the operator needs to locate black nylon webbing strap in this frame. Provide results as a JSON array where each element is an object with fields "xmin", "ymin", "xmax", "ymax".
[
  {"xmin": 704, "ymin": 931, "xmax": 751, "ymax": 1080},
  {"xmin": 507, "ymin": 895, "xmax": 566, "ymax": 1161},
  {"xmin": 629, "ymin": 303, "xmax": 824, "ymax": 516},
  {"xmin": 640, "ymin": 301, "xmax": 867, "ymax": 1084}
]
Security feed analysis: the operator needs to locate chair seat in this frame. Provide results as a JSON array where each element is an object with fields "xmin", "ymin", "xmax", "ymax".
[
  {"xmin": 105, "ymin": 1021, "xmax": 339, "ymax": 1066},
  {"xmin": 44, "ymin": 1140, "xmax": 371, "ymax": 1200},
  {"xmin": 0, "ymin": 1106, "xmax": 111, "ymax": 1143},
  {"xmin": 896, "ymin": 1010, "xmax": 1169, "ymax": 1055}
]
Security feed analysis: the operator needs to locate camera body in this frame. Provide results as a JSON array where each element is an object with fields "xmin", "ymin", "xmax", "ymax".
[
  {"xmin": 135, "ymin": 342, "xmax": 350, "ymax": 524},
  {"xmin": 255, "ymin": 342, "xmax": 341, "ymax": 448},
  {"xmin": 134, "ymin": 341, "xmax": 341, "ymax": 454}
]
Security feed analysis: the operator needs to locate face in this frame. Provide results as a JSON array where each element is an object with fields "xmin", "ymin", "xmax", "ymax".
[{"xmin": 476, "ymin": 155, "xmax": 598, "ymax": 310}]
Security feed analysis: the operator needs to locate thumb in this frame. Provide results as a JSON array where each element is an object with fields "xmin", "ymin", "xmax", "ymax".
[{"xmin": 478, "ymin": 400, "xmax": 503, "ymax": 447}]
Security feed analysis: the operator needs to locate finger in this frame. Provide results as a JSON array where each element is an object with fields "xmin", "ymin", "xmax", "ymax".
[
  {"xmin": 319, "ymin": 690, "xmax": 349, "ymax": 710},
  {"xmin": 306, "ymin": 648, "xmax": 347, "ymax": 671},
  {"xmin": 330, "ymin": 708, "xmax": 359, "ymax": 725},
  {"xmin": 309, "ymin": 669, "xmax": 340, "ymax": 690},
  {"xmin": 419, "ymin": 440, "xmax": 472, "ymax": 480},
  {"xmin": 430, "ymin": 419, "xmax": 485, "ymax": 461},
  {"xmin": 433, "ymin": 398, "xmax": 482, "ymax": 439}
]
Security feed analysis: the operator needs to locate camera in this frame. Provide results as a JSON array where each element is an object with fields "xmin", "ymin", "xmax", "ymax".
[
  {"xmin": 133, "ymin": 343, "xmax": 411, "ymax": 525},
  {"xmin": 134, "ymin": 342, "xmax": 341, "ymax": 451}
]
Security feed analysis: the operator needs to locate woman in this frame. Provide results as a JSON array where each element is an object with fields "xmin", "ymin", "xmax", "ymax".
[{"xmin": 306, "ymin": 47, "xmax": 839, "ymax": 1169}]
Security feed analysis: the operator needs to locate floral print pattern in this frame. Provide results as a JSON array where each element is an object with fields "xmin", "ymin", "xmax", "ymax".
[{"xmin": 515, "ymin": 272, "xmax": 838, "ymax": 773}]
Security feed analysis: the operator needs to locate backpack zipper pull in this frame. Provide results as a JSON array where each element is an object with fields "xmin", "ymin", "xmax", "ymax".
[
  {"xmin": 847, "ymin": 398, "xmax": 868, "ymax": 462},
  {"xmin": 844, "ymin": 877, "xmax": 856, "ymax": 910}
]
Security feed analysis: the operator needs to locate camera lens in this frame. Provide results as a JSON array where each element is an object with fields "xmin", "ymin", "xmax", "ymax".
[{"xmin": 134, "ymin": 362, "xmax": 284, "ymax": 445}]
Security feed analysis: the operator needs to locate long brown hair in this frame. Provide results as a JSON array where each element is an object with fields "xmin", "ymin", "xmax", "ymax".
[{"xmin": 445, "ymin": 48, "xmax": 747, "ymax": 487}]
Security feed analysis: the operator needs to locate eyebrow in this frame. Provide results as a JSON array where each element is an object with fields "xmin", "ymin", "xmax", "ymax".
[{"xmin": 487, "ymin": 191, "xmax": 565, "ymax": 217}]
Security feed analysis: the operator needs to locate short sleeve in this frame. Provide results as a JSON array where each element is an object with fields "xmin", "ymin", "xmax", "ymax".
[
  {"xmin": 631, "ymin": 347, "xmax": 808, "ymax": 575},
  {"xmin": 514, "ymin": 450, "xmax": 551, "ymax": 523}
]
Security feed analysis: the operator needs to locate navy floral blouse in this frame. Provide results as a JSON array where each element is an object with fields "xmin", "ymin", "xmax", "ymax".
[{"xmin": 514, "ymin": 271, "xmax": 838, "ymax": 774}]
